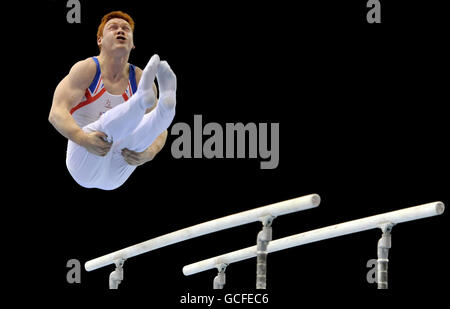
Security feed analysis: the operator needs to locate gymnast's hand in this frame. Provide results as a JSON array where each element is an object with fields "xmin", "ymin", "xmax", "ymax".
[
  {"xmin": 80, "ymin": 131, "xmax": 112, "ymax": 156},
  {"xmin": 121, "ymin": 148, "xmax": 154, "ymax": 166}
]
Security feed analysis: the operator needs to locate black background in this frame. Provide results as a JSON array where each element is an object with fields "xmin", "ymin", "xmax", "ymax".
[{"xmin": 14, "ymin": 0, "xmax": 448, "ymax": 306}]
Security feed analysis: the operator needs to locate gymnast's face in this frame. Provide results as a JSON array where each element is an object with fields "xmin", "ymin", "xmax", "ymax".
[{"xmin": 98, "ymin": 18, "xmax": 135, "ymax": 54}]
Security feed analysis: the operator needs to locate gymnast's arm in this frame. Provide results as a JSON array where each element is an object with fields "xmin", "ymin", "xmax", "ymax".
[{"xmin": 48, "ymin": 59, "xmax": 112, "ymax": 156}]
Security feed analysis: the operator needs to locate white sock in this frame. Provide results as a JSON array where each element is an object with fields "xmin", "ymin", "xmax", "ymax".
[
  {"xmin": 136, "ymin": 54, "xmax": 160, "ymax": 109},
  {"xmin": 156, "ymin": 61, "xmax": 177, "ymax": 110}
]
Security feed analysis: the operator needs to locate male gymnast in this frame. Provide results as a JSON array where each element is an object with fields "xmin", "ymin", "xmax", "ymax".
[{"xmin": 49, "ymin": 11, "xmax": 177, "ymax": 190}]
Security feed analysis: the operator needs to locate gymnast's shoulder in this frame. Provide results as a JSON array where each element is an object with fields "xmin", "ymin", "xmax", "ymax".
[{"xmin": 66, "ymin": 57, "xmax": 98, "ymax": 84}]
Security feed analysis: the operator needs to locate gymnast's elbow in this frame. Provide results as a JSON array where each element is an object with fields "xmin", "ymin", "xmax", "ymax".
[
  {"xmin": 48, "ymin": 102, "xmax": 68, "ymax": 131},
  {"xmin": 48, "ymin": 105, "xmax": 61, "ymax": 127},
  {"xmin": 48, "ymin": 109, "xmax": 56, "ymax": 126}
]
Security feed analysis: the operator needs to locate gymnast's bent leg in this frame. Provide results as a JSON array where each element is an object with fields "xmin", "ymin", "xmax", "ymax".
[
  {"xmin": 103, "ymin": 61, "xmax": 178, "ymax": 190},
  {"xmin": 84, "ymin": 54, "xmax": 160, "ymax": 143},
  {"xmin": 122, "ymin": 60, "xmax": 177, "ymax": 152}
]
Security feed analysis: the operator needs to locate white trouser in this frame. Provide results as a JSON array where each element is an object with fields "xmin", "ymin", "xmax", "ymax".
[{"xmin": 66, "ymin": 95, "xmax": 175, "ymax": 190}]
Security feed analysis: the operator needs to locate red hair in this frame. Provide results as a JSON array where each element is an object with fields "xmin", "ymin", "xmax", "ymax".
[{"xmin": 97, "ymin": 11, "xmax": 135, "ymax": 41}]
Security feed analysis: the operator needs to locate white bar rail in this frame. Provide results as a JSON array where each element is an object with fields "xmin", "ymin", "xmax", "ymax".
[
  {"xmin": 183, "ymin": 201, "xmax": 445, "ymax": 276},
  {"xmin": 85, "ymin": 194, "xmax": 321, "ymax": 272}
]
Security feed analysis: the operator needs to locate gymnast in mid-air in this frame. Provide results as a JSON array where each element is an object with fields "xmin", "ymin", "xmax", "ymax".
[{"xmin": 49, "ymin": 11, "xmax": 177, "ymax": 190}]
